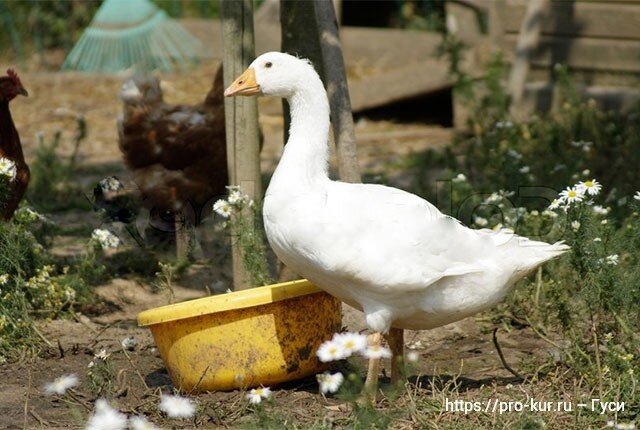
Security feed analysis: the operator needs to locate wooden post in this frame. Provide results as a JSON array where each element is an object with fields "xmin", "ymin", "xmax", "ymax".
[
  {"xmin": 280, "ymin": 0, "xmax": 360, "ymax": 183},
  {"xmin": 175, "ymin": 213, "xmax": 190, "ymax": 262},
  {"xmin": 313, "ymin": 0, "xmax": 361, "ymax": 183},
  {"xmin": 508, "ymin": 0, "xmax": 548, "ymax": 120},
  {"xmin": 221, "ymin": 0, "xmax": 262, "ymax": 290},
  {"xmin": 488, "ymin": 0, "xmax": 506, "ymax": 53}
]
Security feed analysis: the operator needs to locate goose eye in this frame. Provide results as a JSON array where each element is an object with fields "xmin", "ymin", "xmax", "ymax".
[{"xmin": 265, "ymin": 62, "xmax": 272, "ymax": 68}]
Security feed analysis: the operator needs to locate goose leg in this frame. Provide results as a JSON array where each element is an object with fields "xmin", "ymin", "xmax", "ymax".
[
  {"xmin": 362, "ymin": 332, "xmax": 382, "ymax": 402},
  {"xmin": 387, "ymin": 327, "xmax": 404, "ymax": 386}
]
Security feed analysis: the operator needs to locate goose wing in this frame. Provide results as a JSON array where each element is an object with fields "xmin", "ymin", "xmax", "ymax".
[{"xmin": 306, "ymin": 182, "xmax": 510, "ymax": 292}]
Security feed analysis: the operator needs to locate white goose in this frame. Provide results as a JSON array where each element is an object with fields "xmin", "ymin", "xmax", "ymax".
[{"xmin": 225, "ymin": 52, "xmax": 568, "ymax": 396}]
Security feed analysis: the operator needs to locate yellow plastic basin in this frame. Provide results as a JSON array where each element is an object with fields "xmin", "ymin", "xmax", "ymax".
[{"xmin": 137, "ymin": 279, "xmax": 342, "ymax": 392}]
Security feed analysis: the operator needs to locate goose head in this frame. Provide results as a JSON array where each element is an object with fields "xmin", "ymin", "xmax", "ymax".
[{"xmin": 224, "ymin": 52, "xmax": 318, "ymax": 99}]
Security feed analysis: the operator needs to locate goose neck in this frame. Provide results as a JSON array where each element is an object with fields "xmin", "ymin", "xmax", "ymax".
[{"xmin": 269, "ymin": 82, "xmax": 331, "ymax": 193}]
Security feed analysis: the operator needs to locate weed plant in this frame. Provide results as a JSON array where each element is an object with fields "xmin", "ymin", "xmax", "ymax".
[
  {"xmin": 405, "ymin": 49, "xmax": 640, "ymax": 422},
  {"xmin": 214, "ymin": 186, "xmax": 273, "ymax": 288},
  {"xmin": 0, "ymin": 208, "xmax": 119, "ymax": 360}
]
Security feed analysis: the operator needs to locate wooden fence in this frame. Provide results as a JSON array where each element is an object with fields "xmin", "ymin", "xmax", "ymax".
[{"xmin": 448, "ymin": 0, "xmax": 640, "ymax": 121}]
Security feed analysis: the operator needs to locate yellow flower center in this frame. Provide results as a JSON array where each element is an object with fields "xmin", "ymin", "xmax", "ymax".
[
  {"xmin": 568, "ymin": 190, "xmax": 577, "ymax": 198},
  {"xmin": 255, "ymin": 388, "xmax": 263, "ymax": 395},
  {"xmin": 585, "ymin": 181, "xmax": 593, "ymax": 187},
  {"xmin": 344, "ymin": 340, "xmax": 354, "ymax": 349}
]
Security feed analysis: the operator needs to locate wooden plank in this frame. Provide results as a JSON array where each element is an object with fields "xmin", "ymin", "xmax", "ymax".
[
  {"xmin": 181, "ymin": 19, "xmax": 442, "ymax": 70},
  {"xmin": 527, "ymin": 67, "xmax": 640, "ymax": 86},
  {"xmin": 502, "ymin": 34, "xmax": 640, "ymax": 73},
  {"xmin": 314, "ymin": 0, "xmax": 361, "ymax": 183},
  {"xmin": 508, "ymin": 0, "xmax": 548, "ymax": 120},
  {"xmin": 221, "ymin": 0, "xmax": 262, "ymax": 289},
  {"xmin": 348, "ymin": 60, "xmax": 453, "ymax": 112},
  {"xmin": 504, "ymin": 1, "xmax": 640, "ymax": 40},
  {"xmin": 489, "ymin": 0, "xmax": 506, "ymax": 50},
  {"xmin": 340, "ymin": 27, "xmax": 442, "ymax": 69},
  {"xmin": 521, "ymin": 81, "xmax": 640, "ymax": 114},
  {"xmin": 446, "ymin": 2, "xmax": 485, "ymax": 45}
]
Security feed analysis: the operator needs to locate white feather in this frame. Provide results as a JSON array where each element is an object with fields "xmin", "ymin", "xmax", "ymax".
[{"xmin": 253, "ymin": 52, "xmax": 569, "ymax": 334}]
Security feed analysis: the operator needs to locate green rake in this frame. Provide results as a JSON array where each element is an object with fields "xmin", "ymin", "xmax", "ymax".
[{"xmin": 62, "ymin": 0, "xmax": 209, "ymax": 73}]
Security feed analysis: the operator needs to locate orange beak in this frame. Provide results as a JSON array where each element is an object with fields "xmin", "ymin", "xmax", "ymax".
[{"xmin": 224, "ymin": 67, "xmax": 260, "ymax": 97}]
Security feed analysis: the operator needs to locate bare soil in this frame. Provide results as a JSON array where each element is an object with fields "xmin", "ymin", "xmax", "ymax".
[{"xmin": 0, "ymin": 289, "xmax": 553, "ymax": 429}]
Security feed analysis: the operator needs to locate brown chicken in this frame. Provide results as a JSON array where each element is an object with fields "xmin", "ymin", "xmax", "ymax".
[
  {"xmin": 0, "ymin": 69, "xmax": 29, "ymax": 221},
  {"xmin": 117, "ymin": 66, "xmax": 228, "ymax": 232}
]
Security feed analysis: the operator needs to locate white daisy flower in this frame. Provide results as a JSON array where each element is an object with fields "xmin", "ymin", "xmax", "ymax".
[
  {"xmin": 362, "ymin": 344, "xmax": 393, "ymax": 360},
  {"xmin": 213, "ymin": 199, "xmax": 233, "ymax": 218},
  {"xmin": 601, "ymin": 219, "xmax": 608, "ymax": 225},
  {"xmin": 129, "ymin": 416, "xmax": 160, "ymax": 430},
  {"xmin": 559, "ymin": 186, "xmax": 584, "ymax": 204},
  {"xmin": 317, "ymin": 372, "xmax": 344, "ymax": 394},
  {"xmin": 332, "ymin": 332, "xmax": 367, "ymax": 356},
  {"xmin": 571, "ymin": 221, "xmax": 581, "ymax": 231},
  {"xmin": 634, "ymin": 191, "xmax": 640, "ymax": 201},
  {"xmin": 614, "ymin": 423, "xmax": 636, "ymax": 430},
  {"xmin": 91, "ymin": 229, "xmax": 120, "ymax": 250},
  {"xmin": 495, "ymin": 120, "xmax": 513, "ymax": 129},
  {"xmin": 14, "ymin": 207, "xmax": 46, "ymax": 223},
  {"xmin": 592, "ymin": 205, "xmax": 609, "ymax": 215},
  {"xmin": 571, "ymin": 140, "xmax": 593, "ymax": 152},
  {"xmin": 593, "ymin": 237, "xmax": 602, "ymax": 242},
  {"xmin": 98, "ymin": 176, "xmax": 124, "ymax": 193},
  {"xmin": 85, "ymin": 399, "xmax": 128, "ymax": 430},
  {"xmin": 582, "ymin": 169, "xmax": 591, "ymax": 176},
  {"xmin": 474, "ymin": 216, "xmax": 488, "ymax": 227},
  {"xmin": 246, "ymin": 387, "xmax": 272, "ymax": 404},
  {"xmin": 0, "ymin": 157, "xmax": 17, "ymax": 181},
  {"xmin": 44, "ymin": 374, "xmax": 79, "ymax": 395},
  {"xmin": 507, "ymin": 149, "xmax": 522, "ymax": 160},
  {"xmin": 121, "ymin": 336, "xmax": 137, "ymax": 351},
  {"xmin": 606, "ymin": 254, "xmax": 619, "ymax": 266},
  {"xmin": 94, "ymin": 349, "xmax": 110, "ymax": 360},
  {"xmin": 452, "ymin": 173, "xmax": 466, "ymax": 183},
  {"xmin": 159, "ymin": 394, "xmax": 195, "ymax": 419},
  {"xmin": 406, "ymin": 351, "xmax": 420, "ymax": 363},
  {"xmin": 246, "ymin": 391, "xmax": 261, "ymax": 404},
  {"xmin": 316, "ymin": 339, "xmax": 347, "ymax": 362},
  {"xmin": 577, "ymin": 179, "xmax": 602, "ymax": 196},
  {"xmin": 485, "ymin": 192, "xmax": 500, "ymax": 204},
  {"xmin": 0, "ymin": 274, "xmax": 9, "ymax": 286},
  {"xmin": 227, "ymin": 190, "xmax": 247, "ymax": 206},
  {"xmin": 542, "ymin": 209, "xmax": 558, "ymax": 218},
  {"xmin": 518, "ymin": 166, "xmax": 530, "ymax": 174},
  {"xmin": 548, "ymin": 199, "xmax": 561, "ymax": 210}
]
